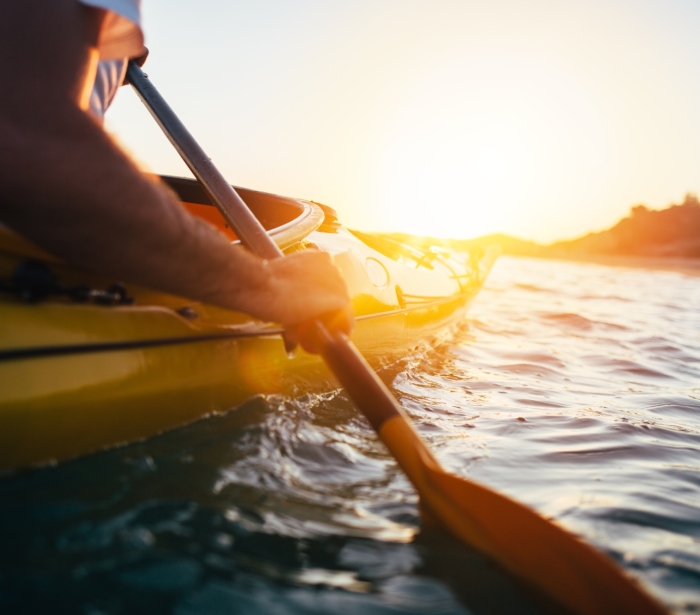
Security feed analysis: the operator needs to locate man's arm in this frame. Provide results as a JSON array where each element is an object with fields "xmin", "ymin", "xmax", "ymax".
[{"xmin": 0, "ymin": 0, "xmax": 350, "ymax": 329}]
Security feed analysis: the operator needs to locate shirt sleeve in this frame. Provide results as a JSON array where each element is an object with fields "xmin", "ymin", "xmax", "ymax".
[
  {"xmin": 77, "ymin": 0, "xmax": 144, "ymax": 60},
  {"xmin": 89, "ymin": 59, "xmax": 129, "ymax": 120},
  {"xmin": 77, "ymin": 0, "xmax": 145, "ymax": 119}
]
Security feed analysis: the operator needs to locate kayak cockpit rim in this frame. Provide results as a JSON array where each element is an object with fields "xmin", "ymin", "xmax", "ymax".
[{"xmin": 160, "ymin": 175, "xmax": 325, "ymax": 250}]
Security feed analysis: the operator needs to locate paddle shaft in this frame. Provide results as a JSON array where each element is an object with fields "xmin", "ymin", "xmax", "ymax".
[
  {"xmin": 126, "ymin": 62, "xmax": 412, "ymax": 450},
  {"xmin": 126, "ymin": 64, "xmax": 281, "ymax": 261},
  {"xmin": 126, "ymin": 61, "xmax": 668, "ymax": 615}
]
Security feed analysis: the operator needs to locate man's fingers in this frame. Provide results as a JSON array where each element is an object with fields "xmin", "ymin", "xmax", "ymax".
[
  {"xmin": 264, "ymin": 250, "xmax": 354, "ymax": 354},
  {"xmin": 288, "ymin": 304, "xmax": 355, "ymax": 354}
]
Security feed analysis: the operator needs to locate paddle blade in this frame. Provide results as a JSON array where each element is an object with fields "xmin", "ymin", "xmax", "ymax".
[
  {"xmin": 319, "ymin": 329, "xmax": 666, "ymax": 615},
  {"xmin": 415, "ymin": 439, "xmax": 667, "ymax": 615}
]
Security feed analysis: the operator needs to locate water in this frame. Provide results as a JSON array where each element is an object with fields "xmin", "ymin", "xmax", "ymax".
[{"xmin": 1, "ymin": 256, "xmax": 699, "ymax": 614}]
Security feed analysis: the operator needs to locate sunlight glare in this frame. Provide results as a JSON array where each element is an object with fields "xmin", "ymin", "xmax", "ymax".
[{"xmin": 376, "ymin": 51, "xmax": 611, "ymax": 240}]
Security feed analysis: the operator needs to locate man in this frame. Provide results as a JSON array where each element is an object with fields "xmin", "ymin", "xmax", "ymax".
[{"xmin": 0, "ymin": 0, "xmax": 352, "ymax": 343}]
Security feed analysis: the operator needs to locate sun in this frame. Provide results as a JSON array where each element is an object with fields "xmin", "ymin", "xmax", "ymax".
[
  {"xmin": 379, "ymin": 138, "xmax": 523, "ymax": 239},
  {"xmin": 475, "ymin": 147, "xmax": 510, "ymax": 184}
]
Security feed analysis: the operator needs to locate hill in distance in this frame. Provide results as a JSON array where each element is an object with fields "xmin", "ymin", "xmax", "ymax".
[{"xmin": 376, "ymin": 193, "xmax": 700, "ymax": 262}]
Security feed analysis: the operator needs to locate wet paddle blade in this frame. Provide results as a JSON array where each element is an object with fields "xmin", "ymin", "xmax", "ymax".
[
  {"xmin": 321, "ymin": 331, "xmax": 667, "ymax": 615},
  {"xmin": 422, "ymin": 458, "xmax": 666, "ymax": 615}
]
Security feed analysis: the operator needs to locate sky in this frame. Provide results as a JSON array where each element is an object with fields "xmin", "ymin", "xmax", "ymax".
[{"xmin": 106, "ymin": 0, "xmax": 700, "ymax": 242}]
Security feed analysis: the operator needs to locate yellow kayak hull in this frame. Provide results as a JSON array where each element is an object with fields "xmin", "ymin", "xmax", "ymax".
[
  {"xmin": 0, "ymin": 177, "xmax": 496, "ymax": 469},
  {"xmin": 0, "ymin": 294, "xmax": 475, "ymax": 469}
]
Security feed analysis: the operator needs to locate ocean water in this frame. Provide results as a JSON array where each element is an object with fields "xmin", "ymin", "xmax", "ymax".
[{"xmin": 1, "ymin": 255, "xmax": 699, "ymax": 614}]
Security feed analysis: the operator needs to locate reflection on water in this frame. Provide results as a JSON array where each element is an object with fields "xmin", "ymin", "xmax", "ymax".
[{"xmin": 1, "ymin": 256, "xmax": 699, "ymax": 614}]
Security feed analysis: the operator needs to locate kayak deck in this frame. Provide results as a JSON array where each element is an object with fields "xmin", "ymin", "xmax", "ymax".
[{"xmin": 0, "ymin": 177, "xmax": 497, "ymax": 469}]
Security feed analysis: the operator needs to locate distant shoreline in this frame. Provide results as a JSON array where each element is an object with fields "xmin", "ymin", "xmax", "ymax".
[
  {"xmin": 446, "ymin": 194, "xmax": 700, "ymax": 270},
  {"xmin": 512, "ymin": 252, "xmax": 700, "ymax": 277}
]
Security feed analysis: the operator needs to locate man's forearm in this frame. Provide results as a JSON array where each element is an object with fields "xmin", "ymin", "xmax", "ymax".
[
  {"xmin": 0, "ymin": 0, "xmax": 351, "ymax": 330},
  {"xmin": 0, "ymin": 105, "xmax": 272, "ymax": 315}
]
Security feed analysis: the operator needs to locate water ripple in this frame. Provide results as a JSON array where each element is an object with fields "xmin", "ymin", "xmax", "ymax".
[{"xmin": 1, "ymin": 256, "xmax": 699, "ymax": 613}]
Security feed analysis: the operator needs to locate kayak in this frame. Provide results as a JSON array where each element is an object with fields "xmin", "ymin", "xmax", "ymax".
[{"xmin": 0, "ymin": 175, "xmax": 497, "ymax": 470}]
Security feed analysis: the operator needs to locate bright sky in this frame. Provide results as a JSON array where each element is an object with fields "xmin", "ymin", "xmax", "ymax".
[{"xmin": 106, "ymin": 0, "xmax": 700, "ymax": 242}]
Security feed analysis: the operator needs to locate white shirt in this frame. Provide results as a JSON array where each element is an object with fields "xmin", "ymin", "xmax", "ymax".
[
  {"xmin": 79, "ymin": 0, "xmax": 144, "ymax": 59},
  {"xmin": 77, "ymin": 0, "xmax": 145, "ymax": 119}
]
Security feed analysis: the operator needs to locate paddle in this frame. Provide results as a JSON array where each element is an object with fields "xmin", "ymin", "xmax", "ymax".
[{"xmin": 125, "ymin": 61, "xmax": 667, "ymax": 615}]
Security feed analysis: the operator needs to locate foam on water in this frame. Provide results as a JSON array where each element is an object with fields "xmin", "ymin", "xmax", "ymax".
[{"xmin": 1, "ymin": 256, "xmax": 699, "ymax": 614}]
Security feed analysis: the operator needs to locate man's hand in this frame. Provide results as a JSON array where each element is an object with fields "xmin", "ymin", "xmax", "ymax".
[{"xmin": 251, "ymin": 251, "xmax": 354, "ymax": 350}]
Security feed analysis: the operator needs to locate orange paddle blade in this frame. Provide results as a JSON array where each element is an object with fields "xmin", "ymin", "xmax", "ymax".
[{"xmin": 380, "ymin": 416, "xmax": 667, "ymax": 615}]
